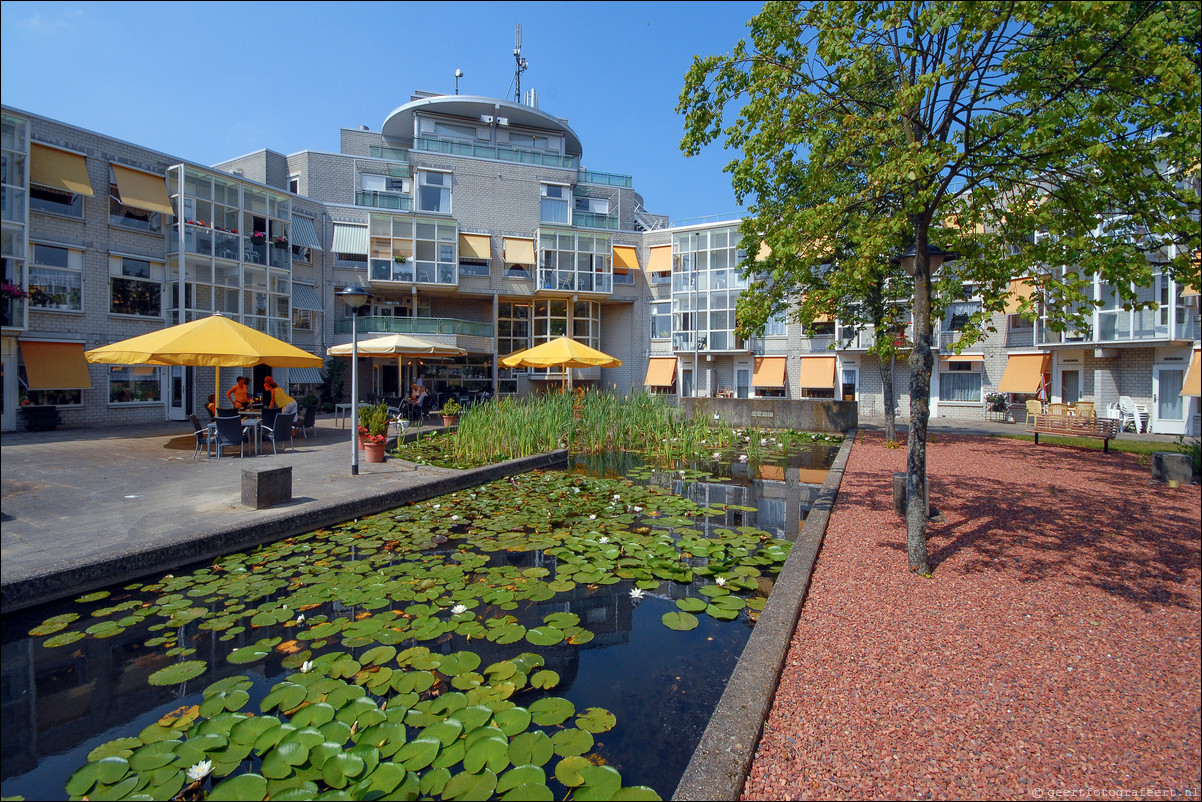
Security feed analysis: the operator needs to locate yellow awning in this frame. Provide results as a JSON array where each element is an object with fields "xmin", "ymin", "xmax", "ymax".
[
  {"xmin": 459, "ymin": 233, "xmax": 491, "ymax": 260},
  {"xmin": 1183, "ymin": 348, "xmax": 1201, "ymax": 397},
  {"xmin": 797, "ymin": 356, "xmax": 836, "ymax": 389},
  {"xmin": 613, "ymin": 246, "xmax": 639, "ymax": 274},
  {"xmin": 644, "ymin": 357, "xmax": 677, "ymax": 387},
  {"xmin": 755, "ymin": 241, "xmax": 772, "ymax": 262},
  {"xmin": 648, "ymin": 245, "xmax": 672, "ymax": 273},
  {"xmin": 995, "ymin": 353, "xmax": 1050, "ymax": 394},
  {"xmin": 753, "ymin": 356, "xmax": 788, "ymax": 387},
  {"xmin": 1004, "ymin": 277, "xmax": 1035, "ymax": 314},
  {"xmin": 1182, "ymin": 252, "xmax": 1199, "ymax": 296},
  {"xmin": 940, "ymin": 353, "xmax": 984, "ymax": 364},
  {"xmin": 21, "ymin": 341, "xmax": 94, "ymax": 389},
  {"xmin": 30, "ymin": 143, "xmax": 94, "ymax": 197},
  {"xmin": 503, "ymin": 237, "xmax": 535, "ymax": 265},
  {"xmin": 111, "ymin": 164, "xmax": 174, "ymax": 216}
]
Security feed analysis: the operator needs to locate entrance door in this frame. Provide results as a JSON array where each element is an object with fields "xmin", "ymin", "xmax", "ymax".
[
  {"xmin": 841, "ymin": 368, "xmax": 858, "ymax": 402},
  {"xmin": 735, "ymin": 366, "xmax": 751, "ymax": 399},
  {"xmin": 1153, "ymin": 365, "xmax": 1186, "ymax": 435},
  {"xmin": 166, "ymin": 365, "xmax": 192, "ymax": 421},
  {"xmin": 681, "ymin": 368, "xmax": 694, "ymax": 398}
]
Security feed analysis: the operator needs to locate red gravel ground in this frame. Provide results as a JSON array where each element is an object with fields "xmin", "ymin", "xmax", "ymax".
[{"xmin": 743, "ymin": 431, "xmax": 1201, "ymax": 801}]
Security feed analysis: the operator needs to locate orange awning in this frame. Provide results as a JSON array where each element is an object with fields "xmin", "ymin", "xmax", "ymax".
[
  {"xmin": 797, "ymin": 356, "xmax": 836, "ymax": 389},
  {"xmin": 648, "ymin": 245, "xmax": 672, "ymax": 273},
  {"xmin": 1183, "ymin": 348, "xmax": 1201, "ymax": 397},
  {"xmin": 753, "ymin": 356, "xmax": 787, "ymax": 387},
  {"xmin": 644, "ymin": 357, "xmax": 677, "ymax": 387},
  {"xmin": 1004, "ymin": 277, "xmax": 1035, "ymax": 314},
  {"xmin": 940, "ymin": 353, "xmax": 984, "ymax": 365},
  {"xmin": 995, "ymin": 353, "xmax": 1050, "ymax": 394},
  {"xmin": 503, "ymin": 237, "xmax": 535, "ymax": 265},
  {"xmin": 20, "ymin": 341, "xmax": 94, "ymax": 389},
  {"xmin": 613, "ymin": 246, "xmax": 639, "ymax": 275},
  {"xmin": 459, "ymin": 233, "xmax": 491, "ymax": 260},
  {"xmin": 30, "ymin": 143, "xmax": 94, "ymax": 197},
  {"xmin": 112, "ymin": 164, "xmax": 173, "ymax": 216}
]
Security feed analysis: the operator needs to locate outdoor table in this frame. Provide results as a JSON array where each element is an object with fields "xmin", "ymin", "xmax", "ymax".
[
  {"xmin": 335, "ymin": 402, "xmax": 372, "ymax": 428},
  {"xmin": 240, "ymin": 415, "xmax": 262, "ymax": 455}
]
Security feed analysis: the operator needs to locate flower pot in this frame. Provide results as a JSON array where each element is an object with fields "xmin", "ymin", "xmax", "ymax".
[
  {"xmin": 441, "ymin": 415, "xmax": 459, "ymax": 428},
  {"xmin": 363, "ymin": 441, "xmax": 387, "ymax": 463}
]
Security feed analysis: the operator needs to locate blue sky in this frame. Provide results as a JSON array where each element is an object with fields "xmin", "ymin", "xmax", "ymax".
[{"xmin": 1, "ymin": 0, "xmax": 761, "ymax": 223}]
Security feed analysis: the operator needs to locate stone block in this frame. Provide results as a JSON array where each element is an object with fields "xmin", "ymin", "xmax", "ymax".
[
  {"xmin": 1151, "ymin": 452, "xmax": 1193, "ymax": 484},
  {"xmin": 242, "ymin": 466, "xmax": 292, "ymax": 509}
]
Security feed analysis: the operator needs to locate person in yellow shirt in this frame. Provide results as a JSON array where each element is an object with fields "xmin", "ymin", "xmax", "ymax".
[
  {"xmin": 225, "ymin": 376, "xmax": 250, "ymax": 410},
  {"xmin": 263, "ymin": 376, "xmax": 297, "ymax": 415}
]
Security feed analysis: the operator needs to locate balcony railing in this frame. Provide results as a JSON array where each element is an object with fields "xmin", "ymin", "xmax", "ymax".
[
  {"xmin": 572, "ymin": 210, "xmax": 619, "ymax": 230},
  {"xmin": 369, "ymin": 144, "xmax": 410, "ymax": 162},
  {"xmin": 576, "ymin": 168, "xmax": 632, "ymax": 188},
  {"xmin": 355, "ymin": 190, "xmax": 411, "ymax": 212},
  {"xmin": 336, "ymin": 315, "xmax": 493, "ymax": 337},
  {"xmin": 535, "ymin": 268, "xmax": 613, "ymax": 295},
  {"xmin": 414, "ymin": 136, "xmax": 579, "ymax": 170}
]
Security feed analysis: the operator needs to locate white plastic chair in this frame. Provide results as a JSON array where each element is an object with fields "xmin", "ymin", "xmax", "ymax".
[{"xmin": 1118, "ymin": 396, "xmax": 1149, "ymax": 433}]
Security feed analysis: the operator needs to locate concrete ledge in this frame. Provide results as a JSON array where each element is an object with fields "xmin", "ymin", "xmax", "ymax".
[
  {"xmin": 673, "ymin": 430, "xmax": 855, "ymax": 800},
  {"xmin": 1, "ymin": 450, "xmax": 568, "ymax": 612}
]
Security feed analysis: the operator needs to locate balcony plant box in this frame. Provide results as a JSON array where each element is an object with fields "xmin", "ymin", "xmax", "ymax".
[{"xmin": 19, "ymin": 404, "xmax": 62, "ymax": 432}]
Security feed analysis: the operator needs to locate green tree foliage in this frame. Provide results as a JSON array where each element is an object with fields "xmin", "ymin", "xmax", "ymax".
[{"xmin": 679, "ymin": 1, "xmax": 1200, "ymax": 574}]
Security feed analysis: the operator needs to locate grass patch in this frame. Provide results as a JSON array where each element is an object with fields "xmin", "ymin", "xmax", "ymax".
[{"xmin": 994, "ymin": 433, "xmax": 1170, "ymax": 456}]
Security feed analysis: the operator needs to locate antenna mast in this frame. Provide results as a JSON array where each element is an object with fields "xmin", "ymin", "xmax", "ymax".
[{"xmin": 513, "ymin": 24, "xmax": 528, "ymax": 103}]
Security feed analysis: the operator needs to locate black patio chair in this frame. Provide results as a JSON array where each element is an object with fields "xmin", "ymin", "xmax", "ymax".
[
  {"xmin": 295, "ymin": 404, "xmax": 318, "ymax": 439},
  {"xmin": 212, "ymin": 415, "xmax": 248, "ymax": 458},
  {"xmin": 187, "ymin": 413, "xmax": 214, "ymax": 459},
  {"xmin": 261, "ymin": 411, "xmax": 296, "ymax": 455}
]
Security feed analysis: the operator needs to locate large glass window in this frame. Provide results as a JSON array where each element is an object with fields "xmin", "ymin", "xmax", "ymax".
[
  {"xmin": 672, "ymin": 226, "xmax": 745, "ymax": 351},
  {"xmin": 29, "ymin": 244, "xmax": 82, "ymax": 310},
  {"xmin": 536, "ymin": 228, "xmax": 612, "ymax": 294},
  {"xmin": 941, "ymin": 363, "xmax": 981, "ymax": 402},
  {"xmin": 540, "ymin": 184, "xmax": 569, "ymax": 224},
  {"xmin": 417, "ymin": 171, "xmax": 451, "ymax": 214},
  {"xmin": 30, "ymin": 184, "xmax": 83, "ymax": 218},
  {"xmin": 110, "ymin": 256, "xmax": 163, "ymax": 317},
  {"xmin": 651, "ymin": 301, "xmax": 671, "ymax": 339},
  {"xmin": 109, "ymin": 365, "xmax": 163, "ymax": 403}
]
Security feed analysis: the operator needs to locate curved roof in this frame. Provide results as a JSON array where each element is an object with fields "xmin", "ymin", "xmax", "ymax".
[{"xmin": 381, "ymin": 94, "xmax": 582, "ymax": 156}]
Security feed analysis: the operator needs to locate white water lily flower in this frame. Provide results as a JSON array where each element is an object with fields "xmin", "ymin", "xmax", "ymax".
[
  {"xmin": 295, "ymin": 613, "xmax": 305, "ymax": 624},
  {"xmin": 633, "ymin": 506, "xmax": 643, "ymax": 513},
  {"xmin": 613, "ymin": 494, "xmax": 621, "ymax": 501},
  {"xmin": 186, "ymin": 760, "xmax": 213, "ymax": 783},
  {"xmin": 300, "ymin": 660, "xmax": 313, "ymax": 674},
  {"xmin": 451, "ymin": 515, "xmax": 459, "ymax": 521},
  {"xmin": 738, "ymin": 455, "xmax": 749, "ymax": 463},
  {"xmin": 715, "ymin": 576, "xmax": 727, "ymax": 587},
  {"xmin": 713, "ymin": 452, "xmax": 721, "ymax": 459},
  {"xmin": 761, "ymin": 438, "xmax": 768, "ymax": 445},
  {"xmin": 630, "ymin": 587, "xmax": 645, "ymax": 600},
  {"xmin": 451, "ymin": 604, "xmax": 468, "ymax": 615},
  {"xmin": 589, "ymin": 514, "xmax": 597, "ymax": 520},
  {"xmin": 599, "ymin": 536, "xmax": 610, "ymax": 544}
]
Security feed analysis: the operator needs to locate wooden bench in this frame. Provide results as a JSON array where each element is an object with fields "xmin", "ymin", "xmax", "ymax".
[{"xmin": 1026, "ymin": 414, "xmax": 1120, "ymax": 452}]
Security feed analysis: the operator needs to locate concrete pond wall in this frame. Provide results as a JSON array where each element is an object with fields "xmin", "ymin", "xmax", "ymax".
[{"xmin": 683, "ymin": 397, "xmax": 858, "ymax": 433}]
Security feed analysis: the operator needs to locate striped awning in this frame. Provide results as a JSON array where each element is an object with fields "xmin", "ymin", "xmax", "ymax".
[
  {"xmin": 291, "ymin": 215, "xmax": 322, "ymax": 249},
  {"xmin": 332, "ymin": 223, "xmax": 369, "ymax": 255},
  {"xmin": 289, "ymin": 367, "xmax": 324, "ymax": 384},
  {"xmin": 291, "ymin": 283, "xmax": 323, "ymax": 312}
]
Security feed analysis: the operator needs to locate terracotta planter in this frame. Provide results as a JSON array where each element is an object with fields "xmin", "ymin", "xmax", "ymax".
[
  {"xmin": 363, "ymin": 441, "xmax": 387, "ymax": 463},
  {"xmin": 441, "ymin": 415, "xmax": 459, "ymax": 428}
]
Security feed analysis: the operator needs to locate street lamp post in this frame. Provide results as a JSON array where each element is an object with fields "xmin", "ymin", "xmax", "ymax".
[{"xmin": 337, "ymin": 284, "xmax": 370, "ymax": 475}]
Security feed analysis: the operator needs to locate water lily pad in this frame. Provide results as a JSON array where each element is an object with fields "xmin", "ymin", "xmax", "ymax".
[
  {"xmin": 551, "ymin": 727, "xmax": 594, "ymax": 757},
  {"xmin": 208, "ymin": 772, "xmax": 268, "ymax": 801},
  {"xmin": 576, "ymin": 764, "xmax": 623, "ymax": 800},
  {"xmin": 675, "ymin": 597, "xmax": 708, "ymax": 612},
  {"xmin": 508, "ymin": 731, "xmax": 553, "ymax": 766},
  {"xmin": 612, "ymin": 787, "xmax": 664, "ymax": 800},
  {"xmin": 661, "ymin": 611, "xmax": 700, "ymax": 631},
  {"xmin": 528, "ymin": 697, "xmax": 575, "ymax": 726},
  {"xmin": 76, "ymin": 590, "xmax": 111, "ymax": 603},
  {"xmin": 397, "ymin": 737, "xmax": 441, "ymax": 771},
  {"xmin": 524, "ymin": 626, "xmax": 564, "ymax": 646},
  {"xmin": 442, "ymin": 768, "xmax": 498, "ymax": 800},
  {"xmin": 492, "ymin": 707, "xmax": 532, "ymax": 736},
  {"xmin": 147, "ymin": 660, "xmax": 207, "ymax": 686},
  {"xmin": 321, "ymin": 752, "xmax": 366, "ymax": 789},
  {"xmin": 575, "ymin": 707, "xmax": 617, "ymax": 734},
  {"xmin": 529, "ymin": 669, "xmax": 560, "ymax": 690},
  {"xmin": 463, "ymin": 733, "xmax": 509, "ymax": 774},
  {"xmin": 43, "ymin": 630, "xmax": 87, "ymax": 648},
  {"xmin": 554, "ymin": 755, "xmax": 592, "ymax": 787},
  {"xmin": 358, "ymin": 645, "xmax": 396, "ymax": 666}
]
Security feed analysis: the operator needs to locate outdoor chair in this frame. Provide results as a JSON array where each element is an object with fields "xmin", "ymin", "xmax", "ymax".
[
  {"xmin": 295, "ymin": 404, "xmax": 318, "ymax": 439},
  {"xmin": 260, "ymin": 406, "xmax": 280, "ymax": 432},
  {"xmin": 213, "ymin": 415, "xmax": 248, "ymax": 458},
  {"xmin": 261, "ymin": 411, "xmax": 296, "ymax": 455},
  {"xmin": 1118, "ymin": 396, "xmax": 1149, "ymax": 433},
  {"xmin": 1047, "ymin": 402, "xmax": 1070, "ymax": 416},
  {"xmin": 1074, "ymin": 401, "xmax": 1095, "ymax": 418},
  {"xmin": 1024, "ymin": 400, "xmax": 1042, "ymax": 427},
  {"xmin": 188, "ymin": 413, "xmax": 214, "ymax": 459}
]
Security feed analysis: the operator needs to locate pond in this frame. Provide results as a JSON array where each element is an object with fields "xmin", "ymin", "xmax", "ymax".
[{"xmin": 1, "ymin": 444, "xmax": 838, "ymax": 801}]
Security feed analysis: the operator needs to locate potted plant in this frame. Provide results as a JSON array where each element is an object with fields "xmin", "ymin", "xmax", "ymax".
[
  {"xmin": 362, "ymin": 432, "xmax": 388, "ymax": 463},
  {"xmin": 273, "ymin": 235, "xmax": 289, "ymax": 248},
  {"xmin": 440, "ymin": 397, "xmax": 462, "ymax": 427},
  {"xmin": 359, "ymin": 402, "xmax": 390, "ymax": 461},
  {"xmin": 393, "ymin": 255, "xmax": 408, "ymax": 264},
  {"xmin": 986, "ymin": 392, "xmax": 1008, "ymax": 412}
]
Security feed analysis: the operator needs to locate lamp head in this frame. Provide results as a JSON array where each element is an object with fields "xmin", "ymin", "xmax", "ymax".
[
  {"xmin": 889, "ymin": 244, "xmax": 959, "ymax": 276},
  {"xmin": 337, "ymin": 283, "xmax": 370, "ymax": 309}
]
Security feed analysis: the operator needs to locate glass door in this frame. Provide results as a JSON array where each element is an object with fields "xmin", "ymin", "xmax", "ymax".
[
  {"xmin": 735, "ymin": 366, "xmax": 750, "ymax": 399},
  {"xmin": 841, "ymin": 368, "xmax": 857, "ymax": 402},
  {"xmin": 166, "ymin": 365, "xmax": 191, "ymax": 421},
  {"xmin": 681, "ymin": 368, "xmax": 694, "ymax": 398},
  {"xmin": 1153, "ymin": 365, "xmax": 1185, "ymax": 435}
]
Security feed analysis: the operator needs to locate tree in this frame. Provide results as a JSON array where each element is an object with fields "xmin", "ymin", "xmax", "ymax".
[{"xmin": 679, "ymin": 1, "xmax": 1201, "ymax": 574}]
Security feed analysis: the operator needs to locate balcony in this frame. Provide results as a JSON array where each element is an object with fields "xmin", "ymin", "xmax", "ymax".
[
  {"xmin": 356, "ymin": 190, "xmax": 411, "ymax": 212},
  {"xmin": 414, "ymin": 136, "xmax": 578, "ymax": 170},
  {"xmin": 576, "ymin": 169, "xmax": 632, "ymax": 188},
  {"xmin": 336, "ymin": 316, "xmax": 493, "ymax": 338},
  {"xmin": 535, "ymin": 268, "xmax": 612, "ymax": 296},
  {"xmin": 369, "ymin": 144, "xmax": 410, "ymax": 162},
  {"xmin": 572, "ymin": 210, "xmax": 619, "ymax": 231}
]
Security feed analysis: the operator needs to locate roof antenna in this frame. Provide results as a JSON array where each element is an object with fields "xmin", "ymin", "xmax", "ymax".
[{"xmin": 513, "ymin": 24, "xmax": 528, "ymax": 104}]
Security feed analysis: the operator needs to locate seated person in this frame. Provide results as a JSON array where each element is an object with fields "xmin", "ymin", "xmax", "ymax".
[
  {"xmin": 205, "ymin": 394, "xmax": 218, "ymax": 419},
  {"xmin": 263, "ymin": 376, "xmax": 297, "ymax": 415},
  {"xmin": 225, "ymin": 376, "xmax": 251, "ymax": 410}
]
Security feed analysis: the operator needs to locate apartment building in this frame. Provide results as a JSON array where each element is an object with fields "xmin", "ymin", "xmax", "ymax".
[{"xmin": 2, "ymin": 94, "xmax": 1198, "ymax": 435}]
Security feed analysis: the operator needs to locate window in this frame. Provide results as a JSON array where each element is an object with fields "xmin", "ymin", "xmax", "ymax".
[
  {"xmin": 110, "ymin": 256, "xmax": 163, "ymax": 317},
  {"xmin": 417, "ymin": 171, "xmax": 451, "ymax": 213},
  {"xmin": 30, "ymin": 184, "xmax": 83, "ymax": 218},
  {"xmin": 509, "ymin": 133, "xmax": 550, "ymax": 149},
  {"xmin": 434, "ymin": 121, "xmax": 481, "ymax": 141},
  {"xmin": 291, "ymin": 245, "xmax": 311, "ymax": 263},
  {"xmin": 574, "ymin": 196, "xmax": 609, "ymax": 215},
  {"xmin": 943, "ymin": 301, "xmax": 981, "ymax": 331},
  {"xmin": 292, "ymin": 307, "xmax": 313, "ymax": 331},
  {"xmin": 108, "ymin": 169, "xmax": 162, "ymax": 232},
  {"xmin": 540, "ymin": 184, "xmax": 569, "ymax": 224},
  {"xmin": 651, "ymin": 301, "xmax": 671, "ymax": 339},
  {"xmin": 941, "ymin": 362, "xmax": 981, "ymax": 402},
  {"xmin": 29, "ymin": 244, "xmax": 82, "ymax": 310},
  {"xmin": 109, "ymin": 365, "xmax": 163, "ymax": 403},
  {"xmin": 288, "ymin": 175, "xmax": 299, "ymax": 194},
  {"xmin": 459, "ymin": 260, "xmax": 489, "ymax": 277},
  {"xmin": 499, "ymin": 302, "xmax": 531, "ymax": 385},
  {"xmin": 764, "ymin": 312, "xmax": 787, "ymax": 337}
]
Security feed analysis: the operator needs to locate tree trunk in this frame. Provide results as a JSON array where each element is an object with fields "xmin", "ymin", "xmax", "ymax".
[
  {"xmin": 905, "ymin": 221, "xmax": 933, "ymax": 575},
  {"xmin": 882, "ymin": 353, "xmax": 897, "ymax": 443}
]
